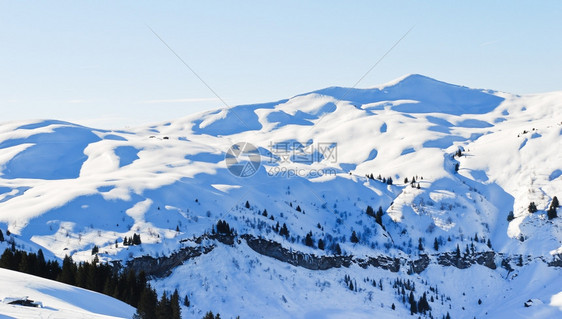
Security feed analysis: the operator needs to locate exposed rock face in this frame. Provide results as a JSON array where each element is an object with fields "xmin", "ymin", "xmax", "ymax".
[
  {"xmin": 436, "ymin": 251, "xmax": 496, "ymax": 270},
  {"xmin": 548, "ymin": 254, "xmax": 562, "ymax": 267},
  {"xmin": 409, "ymin": 254, "xmax": 430, "ymax": 274},
  {"xmin": 125, "ymin": 244, "xmax": 214, "ymax": 278},
  {"xmin": 356, "ymin": 256, "xmax": 401, "ymax": 272},
  {"xmin": 123, "ymin": 233, "xmax": 236, "ymax": 277},
  {"xmin": 122, "ymin": 234, "xmax": 512, "ymax": 278},
  {"xmin": 242, "ymin": 234, "xmax": 353, "ymax": 270}
]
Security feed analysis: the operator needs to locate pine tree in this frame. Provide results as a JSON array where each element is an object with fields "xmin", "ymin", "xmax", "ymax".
[
  {"xmin": 418, "ymin": 238, "xmax": 424, "ymax": 251},
  {"xmin": 36, "ymin": 249, "xmax": 46, "ymax": 277},
  {"xmin": 548, "ymin": 206, "xmax": 558, "ymax": 220},
  {"xmin": 170, "ymin": 289, "xmax": 181, "ymax": 319},
  {"xmin": 245, "ymin": 201, "xmax": 250, "ymax": 209},
  {"xmin": 58, "ymin": 255, "xmax": 76, "ymax": 285},
  {"xmin": 216, "ymin": 220, "xmax": 232, "ymax": 235},
  {"xmin": 296, "ymin": 205, "xmax": 302, "ymax": 212},
  {"xmin": 456, "ymin": 148, "xmax": 462, "ymax": 157},
  {"xmin": 0, "ymin": 249, "xmax": 15, "ymax": 270},
  {"xmin": 409, "ymin": 291, "xmax": 418, "ymax": 314},
  {"xmin": 202, "ymin": 311, "xmax": 215, "ymax": 319},
  {"xmin": 528, "ymin": 202, "xmax": 538, "ymax": 213},
  {"xmin": 137, "ymin": 286, "xmax": 158, "ymax": 319},
  {"xmin": 456, "ymin": 244, "xmax": 461, "ymax": 258},
  {"xmin": 487, "ymin": 238, "xmax": 492, "ymax": 249},
  {"xmin": 91, "ymin": 245, "xmax": 99, "ymax": 255},
  {"xmin": 548, "ymin": 196, "xmax": 559, "ymax": 220},
  {"xmin": 366, "ymin": 205, "xmax": 374, "ymax": 217},
  {"xmin": 305, "ymin": 232, "xmax": 314, "ymax": 247},
  {"xmin": 18, "ymin": 252, "xmax": 31, "ymax": 273},
  {"xmin": 350, "ymin": 231, "xmax": 359, "ymax": 244},
  {"xmin": 183, "ymin": 295, "xmax": 190, "ymax": 307},
  {"xmin": 334, "ymin": 243, "xmax": 342, "ymax": 255},
  {"xmin": 318, "ymin": 238, "xmax": 325, "ymax": 250},
  {"xmin": 375, "ymin": 207, "xmax": 384, "ymax": 227},
  {"xmin": 132, "ymin": 233, "xmax": 142, "ymax": 245},
  {"xmin": 434, "ymin": 238, "xmax": 439, "ymax": 251},
  {"xmin": 280, "ymin": 223, "xmax": 290, "ymax": 238},
  {"xmin": 418, "ymin": 292, "xmax": 431, "ymax": 313},
  {"xmin": 156, "ymin": 291, "xmax": 172, "ymax": 319},
  {"xmin": 0, "ymin": 229, "xmax": 3, "ymax": 242},
  {"xmin": 507, "ymin": 211, "xmax": 514, "ymax": 222}
]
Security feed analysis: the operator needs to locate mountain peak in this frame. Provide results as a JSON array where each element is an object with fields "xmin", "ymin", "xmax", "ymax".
[
  {"xmin": 308, "ymin": 74, "xmax": 504, "ymax": 115},
  {"xmin": 377, "ymin": 73, "xmax": 443, "ymax": 88}
]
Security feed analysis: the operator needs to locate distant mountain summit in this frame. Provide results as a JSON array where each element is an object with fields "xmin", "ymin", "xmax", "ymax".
[{"xmin": 305, "ymin": 74, "xmax": 505, "ymax": 115}]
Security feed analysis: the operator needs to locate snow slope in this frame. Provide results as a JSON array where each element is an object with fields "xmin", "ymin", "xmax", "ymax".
[
  {"xmin": 0, "ymin": 74, "xmax": 560, "ymax": 318},
  {"xmin": 0, "ymin": 268, "xmax": 135, "ymax": 319}
]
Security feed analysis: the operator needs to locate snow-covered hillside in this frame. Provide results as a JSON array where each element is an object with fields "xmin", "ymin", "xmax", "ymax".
[
  {"xmin": 0, "ymin": 268, "xmax": 134, "ymax": 318},
  {"xmin": 0, "ymin": 74, "xmax": 560, "ymax": 318}
]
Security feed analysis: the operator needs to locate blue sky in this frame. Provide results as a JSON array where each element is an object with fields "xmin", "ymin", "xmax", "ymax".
[{"xmin": 1, "ymin": 1, "xmax": 561, "ymax": 128}]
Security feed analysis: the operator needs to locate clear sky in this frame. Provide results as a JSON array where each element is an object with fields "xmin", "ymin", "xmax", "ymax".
[{"xmin": 1, "ymin": 1, "xmax": 561, "ymax": 129}]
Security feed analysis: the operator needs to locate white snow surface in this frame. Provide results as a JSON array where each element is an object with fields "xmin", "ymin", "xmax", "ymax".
[
  {"xmin": 0, "ymin": 74, "xmax": 560, "ymax": 318},
  {"xmin": 0, "ymin": 268, "xmax": 134, "ymax": 318}
]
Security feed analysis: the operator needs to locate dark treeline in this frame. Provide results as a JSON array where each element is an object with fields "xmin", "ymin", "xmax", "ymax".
[{"xmin": 0, "ymin": 247, "xmax": 181, "ymax": 319}]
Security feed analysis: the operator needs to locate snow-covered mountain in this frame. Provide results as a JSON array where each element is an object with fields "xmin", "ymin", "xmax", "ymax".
[{"xmin": 0, "ymin": 74, "xmax": 561, "ymax": 318}]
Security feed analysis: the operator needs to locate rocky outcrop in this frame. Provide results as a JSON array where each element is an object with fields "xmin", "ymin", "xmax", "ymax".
[
  {"xmin": 355, "ymin": 256, "xmax": 401, "ymax": 272},
  {"xmin": 124, "ymin": 233, "xmax": 235, "ymax": 277},
  {"xmin": 242, "ymin": 235, "xmax": 407, "ymax": 272},
  {"xmin": 120, "ymin": 233, "xmax": 530, "ymax": 278},
  {"xmin": 548, "ymin": 254, "xmax": 562, "ymax": 267},
  {"xmin": 241, "ymin": 235, "xmax": 352, "ymax": 270},
  {"xmin": 242, "ymin": 235, "xmax": 353, "ymax": 270},
  {"xmin": 125, "ymin": 244, "xmax": 214, "ymax": 278},
  {"xmin": 409, "ymin": 254, "xmax": 430, "ymax": 274},
  {"xmin": 436, "ymin": 251, "xmax": 496, "ymax": 270}
]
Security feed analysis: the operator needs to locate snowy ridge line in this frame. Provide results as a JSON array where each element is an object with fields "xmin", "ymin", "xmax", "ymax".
[{"xmin": 120, "ymin": 233, "xmax": 560, "ymax": 279}]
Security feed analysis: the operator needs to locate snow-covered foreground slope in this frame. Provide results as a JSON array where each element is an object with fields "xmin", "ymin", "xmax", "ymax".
[
  {"xmin": 0, "ymin": 268, "xmax": 134, "ymax": 318},
  {"xmin": 0, "ymin": 74, "xmax": 560, "ymax": 318}
]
